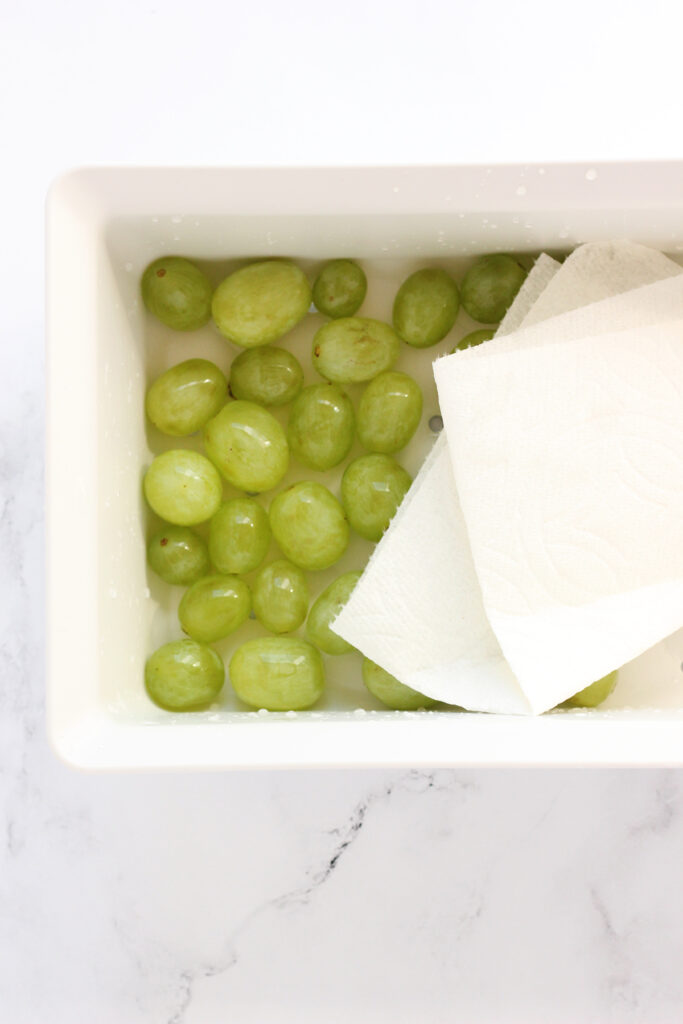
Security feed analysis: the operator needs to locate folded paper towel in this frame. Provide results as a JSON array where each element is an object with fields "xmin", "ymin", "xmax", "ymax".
[
  {"xmin": 435, "ymin": 314, "xmax": 683, "ymax": 714},
  {"xmin": 334, "ymin": 241, "xmax": 683, "ymax": 714},
  {"xmin": 520, "ymin": 240, "xmax": 681, "ymax": 329}
]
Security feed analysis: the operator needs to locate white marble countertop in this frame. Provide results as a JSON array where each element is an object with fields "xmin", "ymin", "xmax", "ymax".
[{"xmin": 4, "ymin": 2, "xmax": 683, "ymax": 1020}]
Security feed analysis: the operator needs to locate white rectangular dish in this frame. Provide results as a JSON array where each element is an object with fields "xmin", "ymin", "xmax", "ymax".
[{"xmin": 46, "ymin": 163, "xmax": 683, "ymax": 769}]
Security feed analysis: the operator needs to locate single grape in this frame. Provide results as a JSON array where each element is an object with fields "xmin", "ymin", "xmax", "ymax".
[
  {"xmin": 229, "ymin": 346, "xmax": 303, "ymax": 407},
  {"xmin": 229, "ymin": 637, "xmax": 324, "ymax": 711},
  {"xmin": 357, "ymin": 371, "xmax": 422, "ymax": 454},
  {"xmin": 141, "ymin": 257, "xmax": 212, "ymax": 331},
  {"xmin": 147, "ymin": 526, "xmax": 210, "ymax": 585},
  {"xmin": 203, "ymin": 400, "xmax": 289, "ymax": 493},
  {"xmin": 392, "ymin": 267, "xmax": 460, "ymax": 348},
  {"xmin": 212, "ymin": 260, "xmax": 311, "ymax": 347},
  {"xmin": 312, "ymin": 317, "xmax": 400, "ymax": 384},
  {"xmin": 143, "ymin": 450, "xmax": 222, "ymax": 525},
  {"xmin": 178, "ymin": 573, "xmax": 251, "ymax": 643},
  {"xmin": 145, "ymin": 358, "xmax": 227, "ymax": 436},
  {"xmin": 453, "ymin": 328, "xmax": 496, "ymax": 352},
  {"xmin": 209, "ymin": 498, "xmax": 271, "ymax": 575},
  {"xmin": 145, "ymin": 639, "xmax": 224, "ymax": 711},
  {"xmin": 269, "ymin": 481, "xmax": 349, "ymax": 571},
  {"xmin": 362, "ymin": 658, "xmax": 437, "ymax": 710},
  {"xmin": 253, "ymin": 559, "xmax": 309, "ymax": 634},
  {"xmin": 287, "ymin": 383, "xmax": 355, "ymax": 471},
  {"xmin": 341, "ymin": 454, "xmax": 412, "ymax": 542},
  {"xmin": 564, "ymin": 671, "xmax": 618, "ymax": 709},
  {"xmin": 312, "ymin": 260, "xmax": 367, "ymax": 319},
  {"xmin": 460, "ymin": 254, "xmax": 527, "ymax": 323},
  {"xmin": 306, "ymin": 571, "xmax": 361, "ymax": 655}
]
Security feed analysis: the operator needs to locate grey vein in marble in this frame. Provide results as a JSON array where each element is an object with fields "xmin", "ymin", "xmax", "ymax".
[{"xmin": 162, "ymin": 770, "xmax": 472, "ymax": 1024}]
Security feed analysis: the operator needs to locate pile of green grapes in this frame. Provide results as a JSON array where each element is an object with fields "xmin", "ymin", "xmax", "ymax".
[{"xmin": 141, "ymin": 251, "xmax": 612, "ymax": 715}]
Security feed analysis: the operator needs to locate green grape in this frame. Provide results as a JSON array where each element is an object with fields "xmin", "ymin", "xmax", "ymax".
[
  {"xmin": 209, "ymin": 498, "xmax": 271, "ymax": 575},
  {"xmin": 253, "ymin": 559, "xmax": 309, "ymax": 634},
  {"xmin": 392, "ymin": 267, "xmax": 460, "ymax": 348},
  {"xmin": 229, "ymin": 637, "xmax": 324, "ymax": 711},
  {"xmin": 269, "ymin": 481, "xmax": 349, "ymax": 571},
  {"xmin": 178, "ymin": 573, "xmax": 251, "ymax": 643},
  {"xmin": 145, "ymin": 639, "xmax": 224, "ymax": 711},
  {"xmin": 145, "ymin": 358, "xmax": 227, "ymax": 436},
  {"xmin": 143, "ymin": 450, "xmax": 222, "ymax": 525},
  {"xmin": 362, "ymin": 658, "xmax": 437, "ymax": 710},
  {"xmin": 306, "ymin": 571, "xmax": 361, "ymax": 655},
  {"xmin": 564, "ymin": 671, "xmax": 618, "ymax": 709},
  {"xmin": 141, "ymin": 257, "xmax": 212, "ymax": 331},
  {"xmin": 453, "ymin": 328, "xmax": 496, "ymax": 352},
  {"xmin": 212, "ymin": 260, "xmax": 311, "ymax": 347},
  {"xmin": 312, "ymin": 317, "xmax": 400, "ymax": 384},
  {"xmin": 312, "ymin": 260, "xmax": 367, "ymax": 318},
  {"xmin": 341, "ymin": 454, "xmax": 412, "ymax": 542},
  {"xmin": 357, "ymin": 371, "xmax": 422, "ymax": 454},
  {"xmin": 147, "ymin": 526, "xmax": 210, "ymax": 585},
  {"xmin": 229, "ymin": 346, "xmax": 303, "ymax": 407},
  {"xmin": 287, "ymin": 383, "xmax": 355, "ymax": 471},
  {"xmin": 203, "ymin": 400, "xmax": 289, "ymax": 493},
  {"xmin": 460, "ymin": 254, "xmax": 527, "ymax": 323}
]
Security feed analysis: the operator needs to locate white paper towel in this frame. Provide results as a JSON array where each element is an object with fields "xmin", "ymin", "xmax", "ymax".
[
  {"xmin": 335, "ymin": 241, "xmax": 683, "ymax": 714},
  {"xmin": 521, "ymin": 241, "xmax": 682, "ymax": 329},
  {"xmin": 435, "ymin": 317, "xmax": 683, "ymax": 713},
  {"xmin": 496, "ymin": 253, "xmax": 562, "ymax": 335}
]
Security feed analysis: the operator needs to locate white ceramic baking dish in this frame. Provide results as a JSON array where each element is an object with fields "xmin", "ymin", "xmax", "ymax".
[{"xmin": 46, "ymin": 163, "xmax": 683, "ymax": 770}]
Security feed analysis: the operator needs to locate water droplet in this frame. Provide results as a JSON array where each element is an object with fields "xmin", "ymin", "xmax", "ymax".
[
  {"xmin": 353, "ymin": 708, "xmax": 366, "ymax": 716},
  {"xmin": 257, "ymin": 708, "xmax": 269, "ymax": 716},
  {"xmin": 512, "ymin": 215, "xmax": 520, "ymax": 224},
  {"xmin": 516, "ymin": 185, "xmax": 527, "ymax": 196},
  {"xmin": 559, "ymin": 228, "xmax": 569, "ymax": 239},
  {"xmin": 457, "ymin": 212, "xmax": 465, "ymax": 219},
  {"xmin": 482, "ymin": 218, "xmax": 489, "ymax": 225},
  {"xmin": 151, "ymin": 216, "xmax": 159, "ymax": 224},
  {"xmin": 585, "ymin": 168, "xmax": 598, "ymax": 181},
  {"xmin": 675, "ymin": 244, "xmax": 683, "ymax": 252},
  {"xmin": 171, "ymin": 215, "xmax": 182, "ymax": 223},
  {"xmin": 429, "ymin": 414, "xmax": 444, "ymax": 433},
  {"xmin": 538, "ymin": 167, "xmax": 546, "ymax": 175}
]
